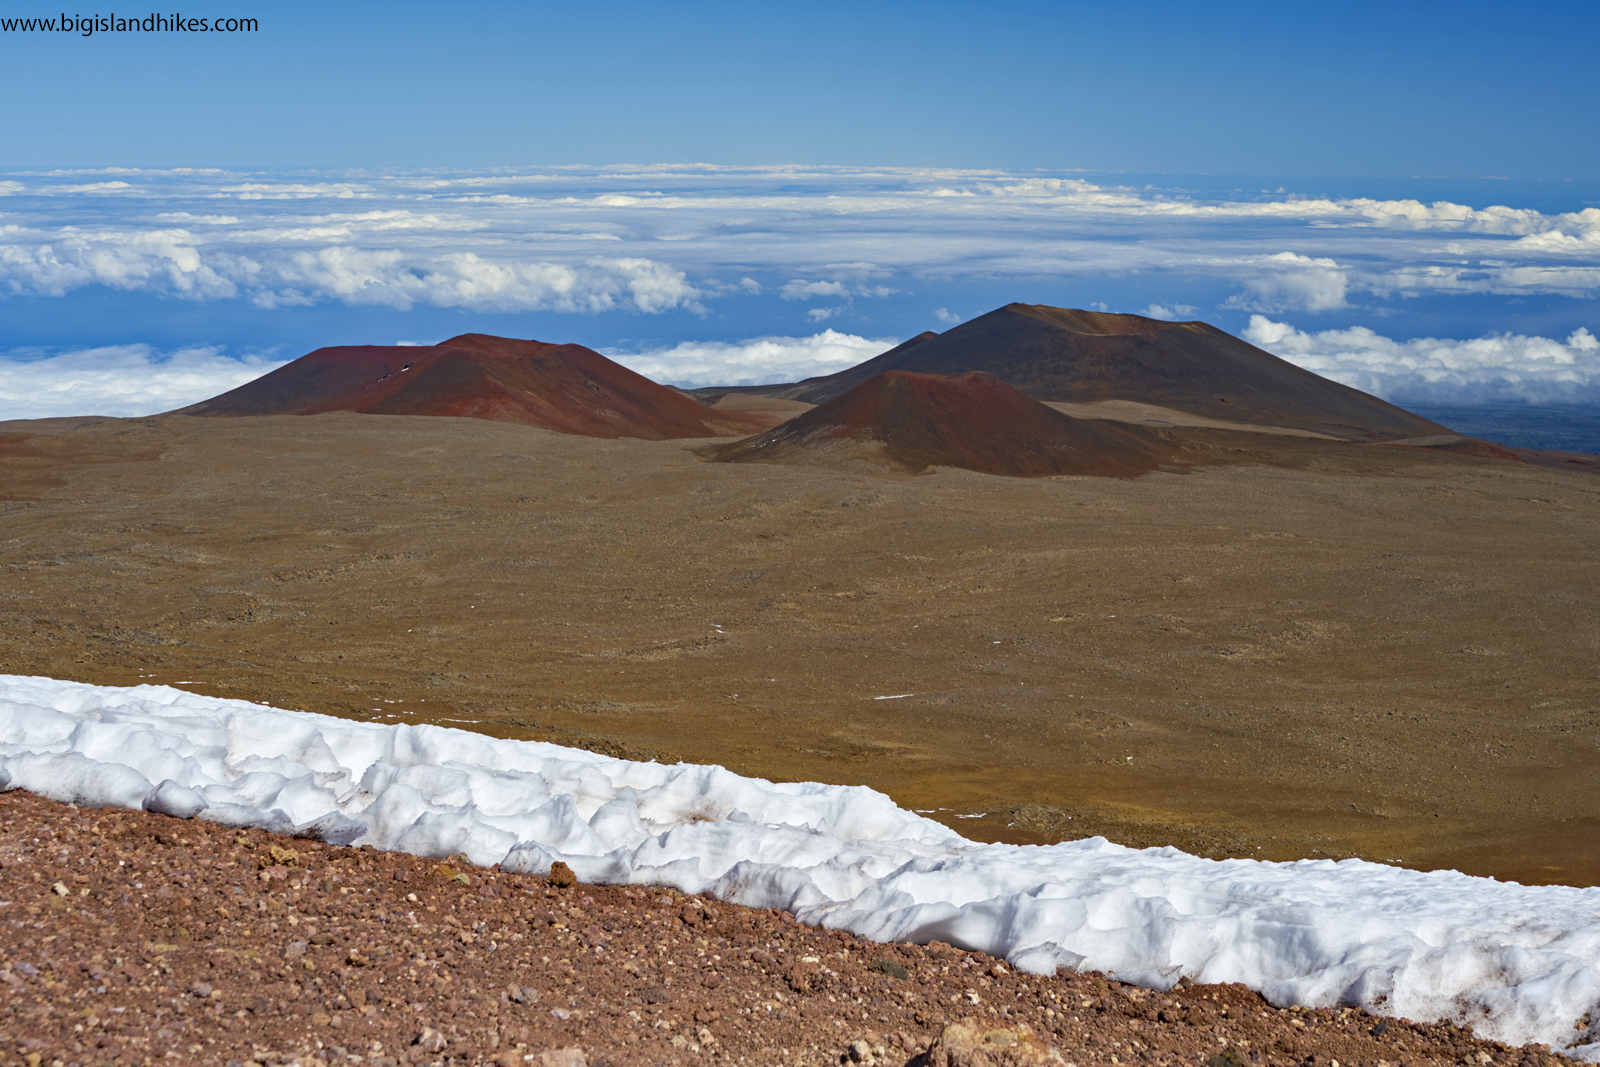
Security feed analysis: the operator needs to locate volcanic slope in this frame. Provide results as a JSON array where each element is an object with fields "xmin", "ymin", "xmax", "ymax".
[
  {"xmin": 175, "ymin": 332, "xmax": 765, "ymax": 439},
  {"xmin": 699, "ymin": 369, "xmax": 1173, "ymax": 477},
  {"xmin": 767, "ymin": 304, "xmax": 1451, "ymax": 442}
]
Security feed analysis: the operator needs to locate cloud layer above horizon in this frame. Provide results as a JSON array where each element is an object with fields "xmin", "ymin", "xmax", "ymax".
[
  {"xmin": 1245, "ymin": 318, "xmax": 1600, "ymax": 404},
  {"xmin": 0, "ymin": 345, "xmax": 289, "ymax": 419},
  {"xmin": 3, "ymin": 165, "xmax": 1598, "ymax": 317},
  {"xmin": 604, "ymin": 330, "xmax": 895, "ymax": 388}
]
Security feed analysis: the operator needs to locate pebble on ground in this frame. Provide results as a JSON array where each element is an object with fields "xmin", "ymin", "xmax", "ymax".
[{"xmin": 0, "ymin": 790, "xmax": 1568, "ymax": 1067}]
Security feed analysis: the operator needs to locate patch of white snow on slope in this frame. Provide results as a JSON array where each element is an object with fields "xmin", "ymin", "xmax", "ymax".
[{"xmin": 3, "ymin": 674, "xmax": 1600, "ymax": 1058}]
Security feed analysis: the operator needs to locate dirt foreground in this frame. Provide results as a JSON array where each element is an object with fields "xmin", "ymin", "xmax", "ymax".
[
  {"xmin": 0, "ymin": 790, "xmax": 1567, "ymax": 1067},
  {"xmin": 2, "ymin": 413, "xmax": 1599, "ymax": 884}
]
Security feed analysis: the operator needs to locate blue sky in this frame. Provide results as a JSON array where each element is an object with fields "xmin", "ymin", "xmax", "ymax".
[
  {"xmin": 1, "ymin": 1, "xmax": 1598, "ymax": 416},
  {"xmin": 5, "ymin": 1, "xmax": 1598, "ymax": 178}
]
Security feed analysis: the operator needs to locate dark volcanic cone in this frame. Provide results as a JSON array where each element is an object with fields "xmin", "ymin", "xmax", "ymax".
[
  {"xmin": 700, "ymin": 369, "xmax": 1173, "ymax": 478},
  {"xmin": 173, "ymin": 333, "xmax": 764, "ymax": 440},
  {"xmin": 781, "ymin": 304, "xmax": 1450, "ymax": 442}
]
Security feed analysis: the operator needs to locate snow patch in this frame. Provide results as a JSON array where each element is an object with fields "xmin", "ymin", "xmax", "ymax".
[{"xmin": 3, "ymin": 674, "xmax": 1600, "ymax": 1058}]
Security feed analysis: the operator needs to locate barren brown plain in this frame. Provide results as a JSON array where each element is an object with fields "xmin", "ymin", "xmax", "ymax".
[{"xmin": 2, "ymin": 412, "xmax": 1597, "ymax": 886}]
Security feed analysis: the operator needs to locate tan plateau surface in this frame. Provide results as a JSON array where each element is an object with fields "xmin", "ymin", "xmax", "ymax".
[
  {"xmin": 2, "ymin": 412, "xmax": 1598, "ymax": 886},
  {"xmin": 1047, "ymin": 399, "xmax": 1347, "ymax": 439},
  {"xmin": 709, "ymin": 394, "xmax": 818, "ymax": 428}
]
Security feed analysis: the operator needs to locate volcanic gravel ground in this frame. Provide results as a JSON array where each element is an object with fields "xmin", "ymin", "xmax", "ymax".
[{"xmin": 0, "ymin": 792, "xmax": 1566, "ymax": 1067}]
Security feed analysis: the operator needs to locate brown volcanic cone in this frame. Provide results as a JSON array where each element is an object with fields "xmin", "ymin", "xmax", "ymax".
[
  {"xmin": 781, "ymin": 304, "xmax": 1450, "ymax": 442},
  {"xmin": 700, "ymin": 369, "xmax": 1172, "ymax": 477},
  {"xmin": 173, "ymin": 333, "xmax": 764, "ymax": 440}
]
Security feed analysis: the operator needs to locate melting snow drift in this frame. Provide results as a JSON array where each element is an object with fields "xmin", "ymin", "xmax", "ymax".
[{"xmin": 4, "ymin": 674, "xmax": 1600, "ymax": 1058}]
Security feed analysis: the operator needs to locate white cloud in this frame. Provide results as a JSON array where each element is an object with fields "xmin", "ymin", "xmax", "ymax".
[
  {"xmin": 210, "ymin": 182, "xmax": 372, "ymax": 200},
  {"xmin": 1141, "ymin": 303, "xmax": 1197, "ymax": 320},
  {"xmin": 1243, "ymin": 316, "xmax": 1600, "ymax": 403},
  {"xmin": 934, "ymin": 307, "xmax": 962, "ymax": 324},
  {"xmin": 0, "ymin": 228, "xmax": 704, "ymax": 315},
  {"xmin": 954, "ymin": 177, "xmax": 1600, "ymax": 239},
  {"xmin": 0, "ymin": 346, "xmax": 287, "ymax": 419},
  {"xmin": 53, "ymin": 181, "xmax": 135, "ymax": 195},
  {"xmin": 780, "ymin": 279, "xmax": 848, "ymax": 301},
  {"xmin": 778, "ymin": 277, "xmax": 896, "ymax": 318},
  {"xmin": 299, "ymin": 251, "xmax": 704, "ymax": 315},
  {"xmin": 1, "ymin": 165, "xmax": 1597, "ymax": 320},
  {"xmin": 1225, "ymin": 253, "xmax": 1350, "ymax": 312},
  {"xmin": 0, "ymin": 228, "xmax": 241, "ymax": 300},
  {"xmin": 605, "ymin": 330, "xmax": 897, "ymax": 388},
  {"xmin": 153, "ymin": 213, "xmax": 241, "ymax": 224}
]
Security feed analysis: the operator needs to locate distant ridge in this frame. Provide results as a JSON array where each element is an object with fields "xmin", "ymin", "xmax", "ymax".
[
  {"xmin": 699, "ymin": 369, "xmax": 1173, "ymax": 478},
  {"xmin": 757, "ymin": 304, "xmax": 1451, "ymax": 442},
  {"xmin": 173, "ymin": 333, "xmax": 765, "ymax": 440}
]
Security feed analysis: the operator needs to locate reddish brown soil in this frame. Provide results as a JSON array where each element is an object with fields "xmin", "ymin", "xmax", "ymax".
[
  {"xmin": 1380, "ymin": 436, "xmax": 1525, "ymax": 462},
  {"xmin": 1509, "ymin": 447, "xmax": 1600, "ymax": 474},
  {"xmin": 0, "ymin": 429, "xmax": 164, "ymax": 501},
  {"xmin": 0, "ymin": 791, "xmax": 1559, "ymax": 1067},
  {"xmin": 758, "ymin": 305, "xmax": 1449, "ymax": 443},
  {"xmin": 2, "ymin": 412, "xmax": 1595, "ymax": 883},
  {"xmin": 702, "ymin": 395, "xmax": 817, "ymax": 431},
  {"xmin": 699, "ymin": 371, "xmax": 1174, "ymax": 478},
  {"xmin": 173, "ymin": 334, "xmax": 765, "ymax": 441}
]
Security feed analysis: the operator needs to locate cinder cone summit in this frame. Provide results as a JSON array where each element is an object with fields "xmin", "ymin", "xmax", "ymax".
[{"xmin": 175, "ymin": 333, "xmax": 764, "ymax": 440}]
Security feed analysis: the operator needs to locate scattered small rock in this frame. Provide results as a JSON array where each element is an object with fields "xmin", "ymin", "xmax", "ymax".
[
  {"xmin": 0, "ymin": 790, "xmax": 1556, "ymax": 1067},
  {"xmin": 259, "ymin": 844, "xmax": 299, "ymax": 869},
  {"xmin": 870, "ymin": 957, "xmax": 910, "ymax": 979},
  {"xmin": 414, "ymin": 1026, "xmax": 448, "ymax": 1053},
  {"xmin": 846, "ymin": 1036, "xmax": 892, "ymax": 1064},
  {"xmin": 548, "ymin": 861, "xmax": 577, "ymax": 888},
  {"xmin": 924, "ymin": 1020, "xmax": 1068, "ymax": 1067},
  {"xmin": 536, "ymin": 1049, "xmax": 586, "ymax": 1067},
  {"xmin": 785, "ymin": 961, "xmax": 824, "ymax": 994},
  {"xmin": 1206, "ymin": 1049, "xmax": 1251, "ymax": 1067}
]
